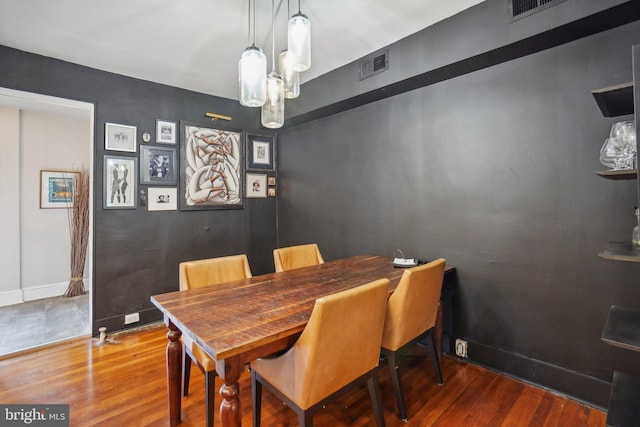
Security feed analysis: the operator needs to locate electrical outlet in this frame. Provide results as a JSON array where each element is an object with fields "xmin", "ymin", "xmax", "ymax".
[
  {"xmin": 455, "ymin": 338, "xmax": 468, "ymax": 358},
  {"xmin": 124, "ymin": 312, "xmax": 140, "ymax": 325}
]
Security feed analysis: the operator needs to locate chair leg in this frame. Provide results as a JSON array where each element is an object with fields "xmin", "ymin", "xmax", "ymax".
[
  {"xmin": 205, "ymin": 371, "xmax": 216, "ymax": 427},
  {"xmin": 383, "ymin": 349, "xmax": 407, "ymax": 421},
  {"xmin": 425, "ymin": 330, "xmax": 443, "ymax": 385},
  {"xmin": 252, "ymin": 369, "xmax": 262, "ymax": 427},
  {"xmin": 367, "ymin": 372, "xmax": 386, "ymax": 427},
  {"xmin": 183, "ymin": 352, "xmax": 192, "ymax": 396}
]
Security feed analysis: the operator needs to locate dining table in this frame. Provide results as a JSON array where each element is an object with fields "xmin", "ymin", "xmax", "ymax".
[{"xmin": 150, "ymin": 254, "xmax": 455, "ymax": 427}]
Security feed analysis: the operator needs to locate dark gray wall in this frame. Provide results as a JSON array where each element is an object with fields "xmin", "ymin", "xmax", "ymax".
[
  {"xmin": 277, "ymin": 20, "xmax": 640, "ymax": 407},
  {"xmin": 0, "ymin": 46, "xmax": 277, "ymax": 334}
]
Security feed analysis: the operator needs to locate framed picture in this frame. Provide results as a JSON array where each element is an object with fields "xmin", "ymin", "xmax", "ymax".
[
  {"xmin": 105, "ymin": 122, "xmax": 137, "ymax": 152},
  {"xmin": 156, "ymin": 119, "xmax": 177, "ymax": 145},
  {"xmin": 246, "ymin": 173, "xmax": 267, "ymax": 198},
  {"xmin": 40, "ymin": 170, "xmax": 78, "ymax": 209},
  {"xmin": 104, "ymin": 155, "xmax": 137, "ymax": 209},
  {"xmin": 140, "ymin": 146, "xmax": 177, "ymax": 185},
  {"xmin": 246, "ymin": 133, "xmax": 275, "ymax": 171},
  {"xmin": 180, "ymin": 122, "xmax": 244, "ymax": 210},
  {"xmin": 268, "ymin": 176, "xmax": 276, "ymax": 186},
  {"xmin": 148, "ymin": 187, "xmax": 177, "ymax": 211},
  {"xmin": 268, "ymin": 187, "xmax": 276, "ymax": 197}
]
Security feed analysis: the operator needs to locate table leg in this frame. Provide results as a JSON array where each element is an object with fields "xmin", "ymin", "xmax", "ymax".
[
  {"xmin": 217, "ymin": 357, "xmax": 244, "ymax": 427},
  {"xmin": 166, "ymin": 321, "xmax": 182, "ymax": 426}
]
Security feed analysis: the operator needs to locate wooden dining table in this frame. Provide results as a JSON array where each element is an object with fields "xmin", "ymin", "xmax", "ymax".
[{"xmin": 151, "ymin": 254, "xmax": 455, "ymax": 427}]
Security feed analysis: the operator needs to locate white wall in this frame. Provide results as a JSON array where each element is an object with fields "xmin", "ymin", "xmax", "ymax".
[{"xmin": 0, "ymin": 108, "xmax": 90, "ymax": 306}]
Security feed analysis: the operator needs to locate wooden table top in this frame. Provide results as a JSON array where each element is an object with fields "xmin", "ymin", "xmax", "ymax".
[{"xmin": 151, "ymin": 255, "xmax": 453, "ymax": 363}]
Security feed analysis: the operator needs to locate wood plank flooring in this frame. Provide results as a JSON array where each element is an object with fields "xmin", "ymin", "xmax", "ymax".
[{"xmin": 0, "ymin": 325, "xmax": 606, "ymax": 426}]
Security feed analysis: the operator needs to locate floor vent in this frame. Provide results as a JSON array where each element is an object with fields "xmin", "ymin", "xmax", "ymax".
[
  {"xmin": 509, "ymin": 0, "xmax": 567, "ymax": 21},
  {"xmin": 359, "ymin": 49, "xmax": 389, "ymax": 81}
]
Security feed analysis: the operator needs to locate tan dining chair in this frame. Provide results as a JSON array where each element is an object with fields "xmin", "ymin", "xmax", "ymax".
[
  {"xmin": 251, "ymin": 278, "xmax": 390, "ymax": 427},
  {"xmin": 179, "ymin": 254, "xmax": 252, "ymax": 427},
  {"xmin": 380, "ymin": 258, "xmax": 446, "ymax": 421},
  {"xmin": 273, "ymin": 243, "xmax": 325, "ymax": 272}
]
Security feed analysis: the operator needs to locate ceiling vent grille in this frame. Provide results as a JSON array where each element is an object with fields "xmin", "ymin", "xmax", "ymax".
[
  {"xmin": 359, "ymin": 49, "xmax": 389, "ymax": 81},
  {"xmin": 509, "ymin": 0, "xmax": 567, "ymax": 21}
]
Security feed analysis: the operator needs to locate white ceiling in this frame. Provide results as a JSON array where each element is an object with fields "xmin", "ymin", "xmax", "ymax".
[{"xmin": 0, "ymin": 0, "xmax": 483, "ymax": 101}]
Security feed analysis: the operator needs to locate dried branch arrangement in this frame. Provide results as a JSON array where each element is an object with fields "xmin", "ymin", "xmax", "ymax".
[{"xmin": 65, "ymin": 167, "xmax": 90, "ymax": 297}]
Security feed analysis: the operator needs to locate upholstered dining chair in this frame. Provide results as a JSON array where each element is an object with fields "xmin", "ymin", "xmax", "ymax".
[
  {"xmin": 380, "ymin": 258, "xmax": 446, "ymax": 421},
  {"xmin": 273, "ymin": 243, "xmax": 325, "ymax": 272},
  {"xmin": 179, "ymin": 254, "xmax": 252, "ymax": 427},
  {"xmin": 251, "ymin": 278, "xmax": 390, "ymax": 427}
]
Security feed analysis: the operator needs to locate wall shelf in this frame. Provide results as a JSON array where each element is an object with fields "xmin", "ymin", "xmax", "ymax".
[
  {"xmin": 595, "ymin": 170, "xmax": 638, "ymax": 180},
  {"xmin": 598, "ymin": 242, "xmax": 640, "ymax": 263},
  {"xmin": 602, "ymin": 305, "xmax": 640, "ymax": 351},
  {"xmin": 605, "ymin": 370, "xmax": 640, "ymax": 427},
  {"xmin": 591, "ymin": 82, "xmax": 634, "ymax": 117}
]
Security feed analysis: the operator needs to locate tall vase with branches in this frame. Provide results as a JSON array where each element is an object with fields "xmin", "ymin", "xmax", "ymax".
[{"xmin": 65, "ymin": 167, "xmax": 90, "ymax": 298}]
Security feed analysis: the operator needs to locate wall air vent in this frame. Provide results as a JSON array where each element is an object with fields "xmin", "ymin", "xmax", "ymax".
[
  {"xmin": 509, "ymin": 0, "xmax": 567, "ymax": 21},
  {"xmin": 359, "ymin": 49, "xmax": 389, "ymax": 81}
]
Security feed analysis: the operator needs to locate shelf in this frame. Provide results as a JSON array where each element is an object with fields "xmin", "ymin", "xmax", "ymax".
[
  {"xmin": 602, "ymin": 306, "xmax": 640, "ymax": 351},
  {"xmin": 595, "ymin": 170, "xmax": 638, "ymax": 180},
  {"xmin": 606, "ymin": 370, "xmax": 640, "ymax": 427},
  {"xmin": 598, "ymin": 242, "xmax": 640, "ymax": 262},
  {"xmin": 592, "ymin": 82, "xmax": 634, "ymax": 117}
]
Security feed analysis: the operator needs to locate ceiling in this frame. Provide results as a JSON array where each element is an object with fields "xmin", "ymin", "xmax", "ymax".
[{"xmin": 0, "ymin": 0, "xmax": 483, "ymax": 102}]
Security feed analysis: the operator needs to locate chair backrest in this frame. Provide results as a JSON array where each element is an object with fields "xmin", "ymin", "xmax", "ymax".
[
  {"xmin": 179, "ymin": 254, "xmax": 252, "ymax": 290},
  {"xmin": 273, "ymin": 243, "xmax": 324, "ymax": 272},
  {"xmin": 381, "ymin": 258, "xmax": 446, "ymax": 351},
  {"xmin": 288, "ymin": 278, "xmax": 390, "ymax": 409}
]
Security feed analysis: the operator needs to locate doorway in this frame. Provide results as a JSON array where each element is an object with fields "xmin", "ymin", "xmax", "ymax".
[{"xmin": 0, "ymin": 88, "xmax": 94, "ymax": 356}]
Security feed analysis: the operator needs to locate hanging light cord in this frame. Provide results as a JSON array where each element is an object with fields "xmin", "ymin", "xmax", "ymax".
[
  {"xmin": 271, "ymin": 0, "xmax": 276, "ymax": 72},
  {"xmin": 298, "ymin": 0, "xmax": 301, "ymax": 13},
  {"xmin": 251, "ymin": 0, "xmax": 256, "ymax": 46}
]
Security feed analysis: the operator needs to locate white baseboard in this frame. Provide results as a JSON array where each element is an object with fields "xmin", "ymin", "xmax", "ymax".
[
  {"xmin": 0, "ymin": 279, "xmax": 90, "ymax": 307},
  {"xmin": 0, "ymin": 289, "xmax": 23, "ymax": 307}
]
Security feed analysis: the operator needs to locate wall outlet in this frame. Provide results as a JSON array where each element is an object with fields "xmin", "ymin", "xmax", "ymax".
[
  {"xmin": 455, "ymin": 338, "xmax": 468, "ymax": 358},
  {"xmin": 124, "ymin": 312, "xmax": 140, "ymax": 325}
]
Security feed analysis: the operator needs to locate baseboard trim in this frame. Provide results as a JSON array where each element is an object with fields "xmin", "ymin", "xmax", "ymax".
[
  {"xmin": 466, "ymin": 340, "xmax": 611, "ymax": 409},
  {"xmin": 93, "ymin": 307, "xmax": 163, "ymax": 337},
  {"xmin": 0, "ymin": 289, "xmax": 23, "ymax": 307}
]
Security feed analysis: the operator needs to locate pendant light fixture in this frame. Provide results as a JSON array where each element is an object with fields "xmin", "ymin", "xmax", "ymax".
[
  {"xmin": 287, "ymin": 0, "xmax": 311, "ymax": 72},
  {"xmin": 261, "ymin": 0, "xmax": 285, "ymax": 128},
  {"xmin": 238, "ymin": 0, "xmax": 266, "ymax": 107},
  {"xmin": 279, "ymin": 50, "xmax": 300, "ymax": 99}
]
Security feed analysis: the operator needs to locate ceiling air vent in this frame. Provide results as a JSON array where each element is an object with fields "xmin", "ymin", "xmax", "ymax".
[
  {"xmin": 359, "ymin": 49, "xmax": 389, "ymax": 81},
  {"xmin": 509, "ymin": 0, "xmax": 567, "ymax": 21}
]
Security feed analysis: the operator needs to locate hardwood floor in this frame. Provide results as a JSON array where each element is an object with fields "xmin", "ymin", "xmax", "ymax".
[{"xmin": 0, "ymin": 325, "xmax": 606, "ymax": 426}]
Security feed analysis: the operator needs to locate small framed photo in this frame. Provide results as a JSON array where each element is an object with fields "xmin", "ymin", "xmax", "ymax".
[
  {"xmin": 104, "ymin": 155, "xmax": 137, "ymax": 209},
  {"xmin": 156, "ymin": 119, "xmax": 177, "ymax": 145},
  {"xmin": 40, "ymin": 170, "xmax": 78, "ymax": 209},
  {"xmin": 140, "ymin": 146, "xmax": 177, "ymax": 185},
  {"xmin": 268, "ymin": 176, "xmax": 276, "ymax": 186},
  {"xmin": 105, "ymin": 122, "xmax": 137, "ymax": 152},
  {"xmin": 246, "ymin": 133, "xmax": 275, "ymax": 171},
  {"xmin": 148, "ymin": 187, "xmax": 177, "ymax": 211},
  {"xmin": 268, "ymin": 187, "xmax": 276, "ymax": 197},
  {"xmin": 246, "ymin": 173, "xmax": 267, "ymax": 198}
]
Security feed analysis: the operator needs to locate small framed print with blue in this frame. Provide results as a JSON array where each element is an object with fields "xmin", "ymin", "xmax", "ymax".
[
  {"xmin": 246, "ymin": 133, "xmax": 275, "ymax": 171},
  {"xmin": 40, "ymin": 170, "xmax": 78, "ymax": 209}
]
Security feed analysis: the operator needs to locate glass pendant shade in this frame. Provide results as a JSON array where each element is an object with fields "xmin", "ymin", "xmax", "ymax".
[
  {"xmin": 261, "ymin": 72, "xmax": 285, "ymax": 128},
  {"xmin": 279, "ymin": 50, "xmax": 300, "ymax": 99},
  {"xmin": 287, "ymin": 12, "xmax": 311, "ymax": 72},
  {"xmin": 238, "ymin": 45, "xmax": 267, "ymax": 107}
]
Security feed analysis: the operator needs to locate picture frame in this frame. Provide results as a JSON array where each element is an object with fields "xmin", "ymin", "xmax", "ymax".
[
  {"xmin": 180, "ymin": 122, "xmax": 244, "ymax": 210},
  {"xmin": 140, "ymin": 146, "xmax": 177, "ymax": 185},
  {"xmin": 147, "ymin": 187, "xmax": 177, "ymax": 211},
  {"xmin": 156, "ymin": 119, "xmax": 177, "ymax": 145},
  {"xmin": 104, "ymin": 155, "xmax": 137, "ymax": 209},
  {"xmin": 268, "ymin": 187, "xmax": 276, "ymax": 197},
  {"xmin": 40, "ymin": 170, "xmax": 78, "ymax": 209},
  {"xmin": 105, "ymin": 122, "xmax": 137, "ymax": 152},
  {"xmin": 246, "ymin": 173, "xmax": 267, "ymax": 198},
  {"xmin": 246, "ymin": 133, "xmax": 275, "ymax": 171},
  {"xmin": 268, "ymin": 176, "xmax": 276, "ymax": 186}
]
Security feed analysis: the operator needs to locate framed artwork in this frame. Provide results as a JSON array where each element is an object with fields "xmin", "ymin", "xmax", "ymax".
[
  {"xmin": 105, "ymin": 122, "xmax": 137, "ymax": 152},
  {"xmin": 246, "ymin": 133, "xmax": 275, "ymax": 171},
  {"xmin": 104, "ymin": 155, "xmax": 137, "ymax": 209},
  {"xmin": 268, "ymin": 176, "xmax": 276, "ymax": 186},
  {"xmin": 156, "ymin": 119, "xmax": 177, "ymax": 145},
  {"xmin": 40, "ymin": 170, "xmax": 78, "ymax": 209},
  {"xmin": 246, "ymin": 173, "xmax": 267, "ymax": 198},
  {"xmin": 140, "ymin": 146, "xmax": 177, "ymax": 185},
  {"xmin": 180, "ymin": 122, "xmax": 244, "ymax": 210},
  {"xmin": 148, "ymin": 187, "xmax": 177, "ymax": 211},
  {"xmin": 268, "ymin": 187, "xmax": 276, "ymax": 197}
]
